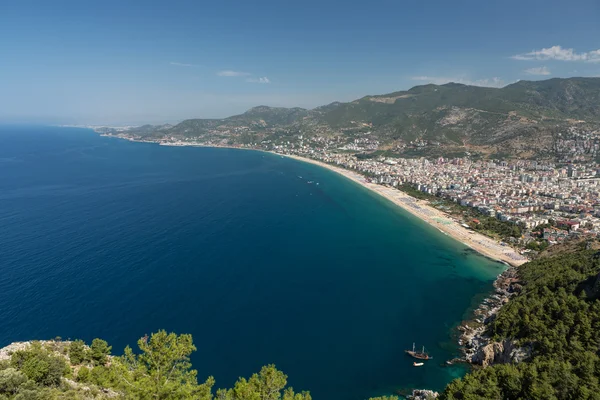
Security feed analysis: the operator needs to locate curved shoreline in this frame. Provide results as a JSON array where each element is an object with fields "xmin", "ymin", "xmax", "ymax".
[
  {"xmin": 278, "ymin": 151, "xmax": 527, "ymax": 367},
  {"xmin": 96, "ymin": 135, "xmax": 523, "ymax": 390},
  {"xmin": 100, "ymin": 134, "xmax": 528, "ymax": 267},
  {"xmin": 280, "ymin": 153, "xmax": 526, "ymax": 267},
  {"xmin": 100, "ymin": 136, "xmax": 527, "ymax": 266}
]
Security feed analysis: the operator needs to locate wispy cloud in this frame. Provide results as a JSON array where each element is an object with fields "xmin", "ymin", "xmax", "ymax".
[
  {"xmin": 170, "ymin": 62, "xmax": 196, "ymax": 67},
  {"xmin": 411, "ymin": 75, "xmax": 505, "ymax": 88},
  {"xmin": 511, "ymin": 46, "xmax": 600, "ymax": 62},
  {"xmin": 524, "ymin": 66, "xmax": 551, "ymax": 76},
  {"xmin": 217, "ymin": 70, "xmax": 251, "ymax": 77},
  {"xmin": 246, "ymin": 77, "xmax": 271, "ymax": 84}
]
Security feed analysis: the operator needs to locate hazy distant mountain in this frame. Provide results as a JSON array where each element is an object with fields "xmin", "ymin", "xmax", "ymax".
[
  {"xmin": 226, "ymin": 106, "xmax": 311, "ymax": 126},
  {"xmin": 119, "ymin": 77, "xmax": 600, "ymax": 159}
]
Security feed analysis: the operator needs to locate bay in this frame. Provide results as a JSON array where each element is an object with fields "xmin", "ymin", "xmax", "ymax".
[{"xmin": 0, "ymin": 126, "xmax": 503, "ymax": 399}]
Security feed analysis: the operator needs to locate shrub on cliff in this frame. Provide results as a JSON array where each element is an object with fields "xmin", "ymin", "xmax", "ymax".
[
  {"xmin": 89, "ymin": 339, "xmax": 111, "ymax": 366},
  {"xmin": 10, "ymin": 342, "xmax": 68, "ymax": 387},
  {"xmin": 0, "ymin": 368, "xmax": 27, "ymax": 396},
  {"xmin": 117, "ymin": 330, "xmax": 214, "ymax": 399},
  {"xmin": 68, "ymin": 340, "xmax": 88, "ymax": 365},
  {"xmin": 76, "ymin": 366, "xmax": 90, "ymax": 383},
  {"xmin": 214, "ymin": 364, "xmax": 311, "ymax": 400},
  {"xmin": 110, "ymin": 330, "xmax": 312, "ymax": 400}
]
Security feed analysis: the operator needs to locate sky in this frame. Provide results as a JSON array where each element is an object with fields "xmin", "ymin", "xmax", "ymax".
[{"xmin": 1, "ymin": 0, "xmax": 599, "ymax": 125}]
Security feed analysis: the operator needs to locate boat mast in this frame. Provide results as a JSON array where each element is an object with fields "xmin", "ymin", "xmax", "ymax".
[{"xmin": 412, "ymin": 343, "xmax": 415, "ymax": 352}]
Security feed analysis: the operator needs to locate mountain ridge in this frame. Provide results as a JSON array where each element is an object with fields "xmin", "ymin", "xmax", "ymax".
[{"xmin": 105, "ymin": 77, "xmax": 600, "ymax": 160}]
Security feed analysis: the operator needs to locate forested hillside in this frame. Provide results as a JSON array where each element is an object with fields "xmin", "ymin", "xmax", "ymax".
[{"xmin": 441, "ymin": 244, "xmax": 600, "ymax": 399}]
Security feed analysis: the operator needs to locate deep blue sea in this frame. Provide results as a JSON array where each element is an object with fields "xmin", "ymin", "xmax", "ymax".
[{"xmin": 0, "ymin": 126, "xmax": 503, "ymax": 399}]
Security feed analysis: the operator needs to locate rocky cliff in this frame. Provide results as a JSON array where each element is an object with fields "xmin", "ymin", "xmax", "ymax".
[{"xmin": 471, "ymin": 339, "xmax": 532, "ymax": 368}]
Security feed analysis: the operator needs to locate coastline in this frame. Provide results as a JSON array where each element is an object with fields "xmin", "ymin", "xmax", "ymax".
[
  {"xmin": 94, "ymin": 133, "xmax": 524, "ymax": 391},
  {"xmin": 99, "ymin": 134, "xmax": 526, "ymax": 267},
  {"xmin": 282, "ymin": 152, "xmax": 527, "ymax": 367},
  {"xmin": 457, "ymin": 265, "xmax": 520, "ymax": 365},
  {"xmin": 280, "ymin": 154, "xmax": 527, "ymax": 268}
]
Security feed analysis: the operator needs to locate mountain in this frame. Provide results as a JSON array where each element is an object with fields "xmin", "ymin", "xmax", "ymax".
[
  {"xmin": 110, "ymin": 77, "xmax": 600, "ymax": 159},
  {"xmin": 501, "ymin": 77, "xmax": 600, "ymax": 119},
  {"xmin": 226, "ymin": 106, "xmax": 311, "ymax": 126}
]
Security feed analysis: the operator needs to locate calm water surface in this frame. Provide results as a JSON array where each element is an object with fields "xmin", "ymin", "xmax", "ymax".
[{"xmin": 0, "ymin": 126, "xmax": 503, "ymax": 399}]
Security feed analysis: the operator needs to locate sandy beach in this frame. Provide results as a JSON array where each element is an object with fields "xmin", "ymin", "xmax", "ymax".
[{"xmin": 284, "ymin": 154, "xmax": 528, "ymax": 267}]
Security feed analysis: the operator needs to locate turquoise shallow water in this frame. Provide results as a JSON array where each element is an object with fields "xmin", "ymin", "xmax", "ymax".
[{"xmin": 0, "ymin": 126, "xmax": 503, "ymax": 399}]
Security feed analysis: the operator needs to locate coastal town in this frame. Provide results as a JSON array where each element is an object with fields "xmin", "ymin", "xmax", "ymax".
[
  {"xmin": 7, "ymin": 0, "xmax": 600, "ymax": 396},
  {"xmin": 282, "ymin": 149, "xmax": 600, "ymax": 247}
]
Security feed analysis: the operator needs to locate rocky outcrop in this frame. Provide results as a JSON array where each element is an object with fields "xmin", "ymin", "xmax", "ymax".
[
  {"xmin": 64, "ymin": 378, "xmax": 121, "ymax": 398},
  {"xmin": 0, "ymin": 340, "xmax": 72, "ymax": 361},
  {"xmin": 0, "ymin": 342, "xmax": 32, "ymax": 361},
  {"xmin": 1, "ymin": 340, "xmax": 120, "ymax": 398},
  {"xmin": 407, "ymin": 389, "xmax": 439, "ymax": 400},
  {"xmin": 471, "ymin": 339, "xmax": 531, "ymax": 367},
  {"xmin": 458, "ymin": 266, "xmax": 525, "ymax": 366}
]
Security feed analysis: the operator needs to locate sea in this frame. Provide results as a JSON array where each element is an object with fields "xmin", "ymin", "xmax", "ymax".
[{"xmin": 0, "ymin": 126, "xmax": 504, "ymax": 399}]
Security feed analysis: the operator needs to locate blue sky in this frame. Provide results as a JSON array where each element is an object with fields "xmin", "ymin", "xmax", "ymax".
[{"xmin": 1, "ymin": 0, "xmax": 599, "ymax": 125}]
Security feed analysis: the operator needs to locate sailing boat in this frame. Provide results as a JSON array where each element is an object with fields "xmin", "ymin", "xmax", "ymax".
[{"xmin": 405, "ymin": 343, "xmax": 433, "ymax": 360}]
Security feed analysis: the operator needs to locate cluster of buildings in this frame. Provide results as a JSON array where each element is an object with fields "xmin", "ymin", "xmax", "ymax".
[
  {"xmin": 273, "ymin": 145, "xmax": 600, "ymax": 246},
  {"xmin": 555, "ymin": 125, "xmax": 600, "ymax": 162},
  {"xmin": 338, "ymin": 138, "xmax": 380, "ymax": 151}
]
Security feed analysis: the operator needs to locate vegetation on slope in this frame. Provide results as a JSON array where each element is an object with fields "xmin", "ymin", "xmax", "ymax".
[
  {"xmin": 0, "ymin": 331, "xmax": 311, "ymax": 400},
  {"xmin": 0, "ymin": 331, "xmax": 400, "ymax": 400},
  {"xmin": 397, "ymin": 184, "xmax": 522, "ymax": 241},
  {"xmin": 119, "ymin": 77, "xmax": 600, "ymax": 159},
  {"xmin": 9, "ymin": 244, "xmax": 600, "ymax": 400},
  {"xmin": 440, "ymin": 244, "xmax": 600, "ymax": 399}
]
